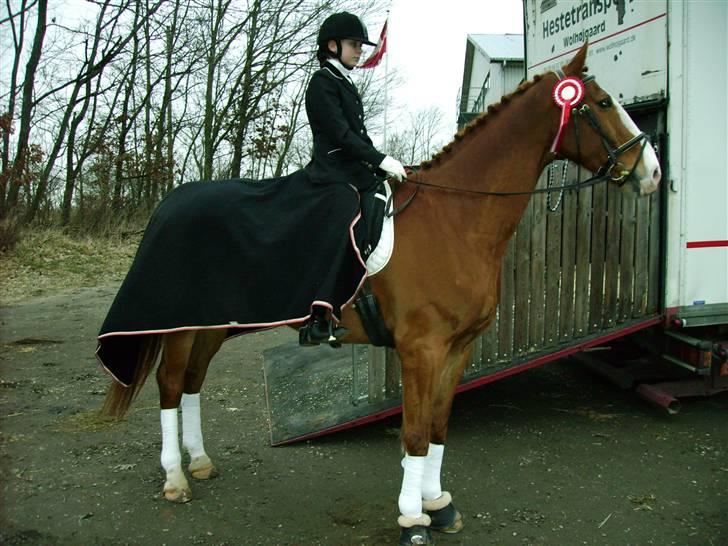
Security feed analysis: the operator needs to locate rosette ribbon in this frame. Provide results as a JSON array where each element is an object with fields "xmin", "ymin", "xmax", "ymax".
[{"xmin": 549, "ymin": 76, "xmax": 586, "ymax": 154}]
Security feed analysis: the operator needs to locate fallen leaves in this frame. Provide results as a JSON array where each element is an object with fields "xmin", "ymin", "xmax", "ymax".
[{"xmin": 628, "ymin": 493, "xmax": 657, "ymax": 511}]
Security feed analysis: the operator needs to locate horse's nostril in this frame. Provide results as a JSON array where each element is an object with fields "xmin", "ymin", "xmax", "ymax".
[{"xmin": 652, "ymin": 166, "xmax": 662, "ymax": 184}]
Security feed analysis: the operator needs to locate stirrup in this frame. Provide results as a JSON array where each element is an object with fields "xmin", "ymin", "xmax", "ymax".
[
  {"xmin": 298, "ymin": 317, "xmax": 348, "ymax": 348},
  {"xmin": 326, "ymin": 319, "xmax": 348, "ymax": 348}
]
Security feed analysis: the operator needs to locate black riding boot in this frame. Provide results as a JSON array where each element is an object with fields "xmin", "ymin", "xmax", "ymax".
[{"xmin": 299, "ymin": 307, "xmax": 348, "ymax": 348}]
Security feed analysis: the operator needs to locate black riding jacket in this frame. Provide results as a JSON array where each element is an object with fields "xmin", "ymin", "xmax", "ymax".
[{"xmin": 304, "ymin": 61, "xmax": 385, "ymax": 191}]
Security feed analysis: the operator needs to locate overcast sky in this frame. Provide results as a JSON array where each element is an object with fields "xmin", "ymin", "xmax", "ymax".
[{"xmin": 362, "ymin": 0, "xmax": 524, "ymax": 143}]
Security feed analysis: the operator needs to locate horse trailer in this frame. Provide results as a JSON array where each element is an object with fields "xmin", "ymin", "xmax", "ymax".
[{"xmin": 263, "ymin": 0, "xmax": 727, "ymax": 444}]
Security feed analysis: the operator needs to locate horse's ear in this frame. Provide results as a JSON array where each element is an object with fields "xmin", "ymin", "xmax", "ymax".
[{"xmin": 563, "ymin": 41, "xmax": 589, "ymax": 76}]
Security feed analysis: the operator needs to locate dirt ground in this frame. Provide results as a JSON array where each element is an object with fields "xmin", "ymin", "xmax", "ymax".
[{"xmin": 1, "ymin": 284, "xmax": 726, "ymax": 546}]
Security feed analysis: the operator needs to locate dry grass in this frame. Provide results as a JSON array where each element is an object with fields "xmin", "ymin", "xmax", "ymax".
[
  {"xmin": 52, "ymin": 409, "xmax": 125, "ymax": 432},
  {"xmin": 0, "ymin": 228, "xmax": 139, "ymax": 304}
]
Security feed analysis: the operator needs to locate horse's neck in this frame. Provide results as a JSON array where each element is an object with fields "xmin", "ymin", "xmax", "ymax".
[
  {"xmin": 417, "ymin": 81, "xmax": 556, "ymax": 253},
  {"xmin": 427, "ymin": 81, "xmax": 555, "ymax": 192}
]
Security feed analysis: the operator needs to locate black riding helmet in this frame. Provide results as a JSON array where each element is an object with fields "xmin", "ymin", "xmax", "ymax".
[{"xmin": 317, "ymin": 12, "xmax": 376, "ymax": 46}]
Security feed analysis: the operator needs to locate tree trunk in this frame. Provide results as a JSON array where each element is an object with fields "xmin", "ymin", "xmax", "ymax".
[
  {"xmin": 1, "ymin": 0, "xmax": 31, "ymax": 214},
  {"xmin": 4, "ymin": 0, "xmax": 46, "ymax": 217}
]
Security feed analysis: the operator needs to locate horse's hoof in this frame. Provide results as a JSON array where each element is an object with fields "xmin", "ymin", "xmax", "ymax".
[
  {"xmin": 429, "ymin": 505, "xmax": 463, "ymax": 534},
  {"xmin": 189, "ymin": 456, "xmax": 218, "ymax": 480},
  {"xmin": 423, "ymin": 492, "xmax": 463, "ymax": 534},
  {"xmin": 189, "ymin": 464, "xmax": 218, "ymax": 480},
  {"xmin": 398, "ymin": 525, "xmax": 434, "ymax": 545},
  {"xmin": 163, "ymin": 485, "xmax": 192, "ymax": 503}
]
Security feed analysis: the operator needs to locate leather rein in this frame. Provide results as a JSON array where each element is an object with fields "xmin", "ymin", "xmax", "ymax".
[{"xmin": 387, "ymin": 72, "xmax": 649, "ymax": 217}]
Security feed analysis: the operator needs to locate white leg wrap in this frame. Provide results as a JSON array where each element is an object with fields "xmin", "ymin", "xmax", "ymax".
[
  {"xmin": 422, "ymin": 443, "xmax": 445, "ymax": 501},
  {"xmin": 160, "ymin": 408, "xmax": 181, "ymax": 471},
  {"xmin": 181, "ymin": 393, "xmax": 206, "ymax": 459},
  {"xmin": 398, "ymin": 454, "xmax": 426, "ymax": 518}
]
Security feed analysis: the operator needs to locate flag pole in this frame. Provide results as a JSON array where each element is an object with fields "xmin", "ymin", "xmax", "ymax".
[{"xmin": 383, "ymin": 10, "xmax": 389, "ymax": 151}]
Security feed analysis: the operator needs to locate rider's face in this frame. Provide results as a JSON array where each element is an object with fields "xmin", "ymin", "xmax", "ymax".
[{"xmin": 328, "ymin": 39, "xmax": 363, "ymax": 68}]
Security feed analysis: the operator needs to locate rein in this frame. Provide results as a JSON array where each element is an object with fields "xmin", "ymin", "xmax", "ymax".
[
  {"xmin": 401, "ymin": 169, "xmax": 611, "ymax": 197},
  {"xmin": 386, "ymin": 171, "xmax": 610, "ymax": 218},
  {"xmin": 387, "ymin": 71, "xmax": 649, "ymax": 217}
]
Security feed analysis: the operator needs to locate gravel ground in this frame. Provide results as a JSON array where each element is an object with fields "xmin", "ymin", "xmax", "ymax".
[{"xmin": 1, "ymin": 284, "xmax": 726, "ymax": 545}]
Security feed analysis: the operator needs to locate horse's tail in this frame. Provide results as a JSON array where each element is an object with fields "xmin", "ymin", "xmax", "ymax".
[{"xmin": 101, "ymin": 334, "xmax": 163, "ymax": 419}]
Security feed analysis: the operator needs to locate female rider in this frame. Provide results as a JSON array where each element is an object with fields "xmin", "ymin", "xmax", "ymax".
[{"xmin": 300, "ymin": 12, "xmax": 407, "ymax": 345}]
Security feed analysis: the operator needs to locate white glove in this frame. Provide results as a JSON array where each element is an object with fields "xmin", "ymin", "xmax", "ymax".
[{"xmin": 379, "ymin": 155, "xmax": 407, "ymax": 182}]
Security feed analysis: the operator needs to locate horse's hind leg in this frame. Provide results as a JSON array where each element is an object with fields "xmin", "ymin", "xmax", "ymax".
[
  {"xmin": 157, "ymin": 330, "xmax": 195, "ymax": 503},
  {"xmin": 181, "ymin": 329, "xmax": 225, "ymax": 481}
]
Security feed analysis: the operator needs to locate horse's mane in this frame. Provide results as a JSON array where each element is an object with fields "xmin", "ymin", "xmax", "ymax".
[{"xmin": 420, "ymin": 74, "xmax": 545, "ymax": 170}]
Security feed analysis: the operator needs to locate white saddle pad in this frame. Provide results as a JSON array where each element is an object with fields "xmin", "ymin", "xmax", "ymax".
[{"xmin": 365, "ymin": 181, "xmax": 395, "ymax": 276}]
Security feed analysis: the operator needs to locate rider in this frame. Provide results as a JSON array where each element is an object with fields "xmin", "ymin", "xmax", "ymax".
[{"xmin": 299, "ymin": 12, "xmax": 407, "ymax": 346}]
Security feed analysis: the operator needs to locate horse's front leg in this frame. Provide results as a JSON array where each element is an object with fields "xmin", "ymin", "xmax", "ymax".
[
  {"xmin": 396, "ymin": 341, "xmax": 448, "ymax": 545},
  {"xmin": 182, "ymin": 329, "xmax": 225, "ymax": 480},
  {"xmin": 420, "ymin": 349, "xmax": 471, "ymax": 535}
]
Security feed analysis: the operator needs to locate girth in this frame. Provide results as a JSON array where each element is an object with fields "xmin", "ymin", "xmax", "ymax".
[{"xmin": 353, "ymin": 281, "xmax": 395, "ymax": 348}]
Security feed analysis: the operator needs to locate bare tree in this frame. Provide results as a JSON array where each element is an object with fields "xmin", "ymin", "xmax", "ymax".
[
  {"xmin": 385, "ymin": 106, "xmax": 447, "ymax": 166},
  {"xmin": 0, "ymin": 0, "xmax": 40, "ymax": 213},
  {"xmin": 2, "ymin": 0, "xmax": 46, "ymax": 217},
  {"xmin": 1, "ymin": 0, "xmax": 388, "ymax": 230},
  {"xmin": 227, "ymin": 1, "xmax": 325, "ymax": 178}
]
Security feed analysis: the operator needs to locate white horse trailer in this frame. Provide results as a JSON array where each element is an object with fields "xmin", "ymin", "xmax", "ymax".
[
  {"xmin": 522, "ymin": 0, "xmax": 728, "ymax": 413},
  {"xmin": 263, "ymin": 1, "xmax": 727, "ymax": 444}
]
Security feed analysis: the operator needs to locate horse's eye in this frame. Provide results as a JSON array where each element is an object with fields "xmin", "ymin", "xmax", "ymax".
[{"xmin": 598, "ymin": 97, "xmax": 613, "ymax": 109}]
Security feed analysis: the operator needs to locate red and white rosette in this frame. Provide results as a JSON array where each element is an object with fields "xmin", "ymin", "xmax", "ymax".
[{"xmin": 549, "ymin": 77, "xmax": 585, "ymax": 154}]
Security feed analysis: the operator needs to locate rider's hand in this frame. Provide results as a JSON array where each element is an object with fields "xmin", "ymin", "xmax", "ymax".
[{"xmin": 379, "ymin": 156, "xmax": 407, "ymax": 182}]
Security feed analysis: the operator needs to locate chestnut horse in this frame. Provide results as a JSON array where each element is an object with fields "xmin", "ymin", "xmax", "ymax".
[{"xmin": 101, "ymin": 43, "xmax": 660, "ymax": 545}]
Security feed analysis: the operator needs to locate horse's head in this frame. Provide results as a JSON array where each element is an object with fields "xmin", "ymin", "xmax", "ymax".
[{"xmin": 550, "ymin": 42, "xmax": 661, "ymax": 195}]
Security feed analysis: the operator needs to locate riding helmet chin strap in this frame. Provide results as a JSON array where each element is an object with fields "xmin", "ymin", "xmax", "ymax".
[{"xmin": 331, "ymin": 39, "xmax": 356, "ymax": 70}]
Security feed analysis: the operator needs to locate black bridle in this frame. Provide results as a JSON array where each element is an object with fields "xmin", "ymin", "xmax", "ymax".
[
  {"xmin": 388, "ymin": 72, "xmax": 651, "ymax": 215},
  {"xmin": 574, "ymin": 100, "xmax": 649, "ymax": 192}
]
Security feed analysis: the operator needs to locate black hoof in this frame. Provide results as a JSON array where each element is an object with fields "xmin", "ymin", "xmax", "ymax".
[
  {"xmin": 399, "ymin": 525, "xmax": 434, "ymax": 545},
  {"xmin": 428, "ymin": 503, "xmax": 463, "ymax": 534}
]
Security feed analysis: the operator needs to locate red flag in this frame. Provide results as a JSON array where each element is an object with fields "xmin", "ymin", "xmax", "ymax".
[{"xmin": 359, "ymin": 20, "xmax": 387, "ymax": 69}]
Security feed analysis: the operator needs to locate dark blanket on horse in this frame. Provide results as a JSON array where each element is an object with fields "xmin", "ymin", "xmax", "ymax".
[{"xmin": 97, "ymin": 170, "xmax": 366, "ymax": 386}]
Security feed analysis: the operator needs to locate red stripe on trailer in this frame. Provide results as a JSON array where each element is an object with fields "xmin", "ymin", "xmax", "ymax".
[
  {"xmin": 686, "ymin": 240, "xmax": 728, "ymax": 249},
  {"xmin": 271, "ymin": 316, "xmax": 662, "ymax": 446}
]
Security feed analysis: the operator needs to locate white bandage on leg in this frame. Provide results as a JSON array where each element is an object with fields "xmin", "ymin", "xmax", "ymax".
[
  {"xmin": 160, "ymin": 408, "xmax": 181, "ymax": 471},
  {"xmin": 398, "ymin": 454, "xmax": 426, "ymax": 518},
  {"xmin": 422, "ymin": 443, "xmax": 445, "ymax": 501},
  {"xmin": 181, "ymin": 393, "xmax": 205, "ymax": 459}
]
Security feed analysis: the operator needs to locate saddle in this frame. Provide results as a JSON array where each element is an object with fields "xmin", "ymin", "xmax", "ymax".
[
  {"xmin": 352, "ymin": 181, "xmax": 396, "ymax": 348},
  {"xmin": 354, "ymin": 180, "xmax": 389, "ymax": 262}
]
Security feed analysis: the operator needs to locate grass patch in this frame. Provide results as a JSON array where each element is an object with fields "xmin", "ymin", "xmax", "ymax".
[
  {"xmin": 0, "ymin": 228, "xmax": 139, "ymax": 304},
  {"xmin": 53, "ymin": 409, "xmax": 125, "ymax": 432}
]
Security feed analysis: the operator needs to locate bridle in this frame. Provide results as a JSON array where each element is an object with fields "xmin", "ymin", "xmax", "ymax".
[
  {"xmin": 388, "ymin": 70, "xmax": 651, "ymax": 215},
  {"xmin": 570, "ymin": 74, "xmax": 649, "ymax": 191}
]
